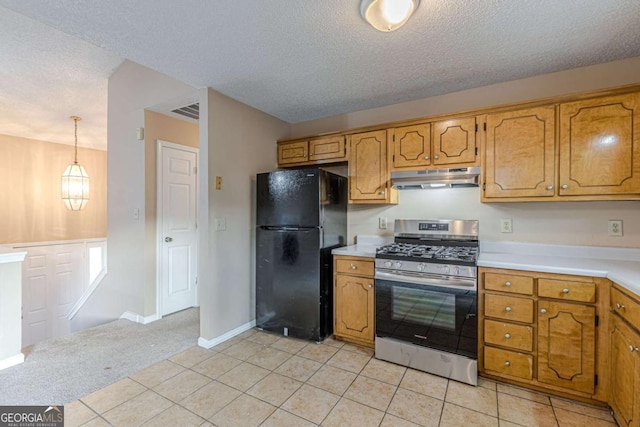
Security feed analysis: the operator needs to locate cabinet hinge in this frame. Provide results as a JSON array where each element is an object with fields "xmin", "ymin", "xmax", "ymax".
[
  {"xmin": 392, "ymin": 154, "xmax": 395, "ymax": 162},
  {"xmin": 484, "ymin": 122, "xmax": 487, "ymax": 131},
  {"xmin": 482, "ymin": 183, "xmax": 486, "ymax": 191},
  {"xmin": 475, "ymin": 123, "xmax": 478, "ymax": 132},
  {"xmin": 595, "ymin": 315, "xmax": 599, "ymax": 327},
  {"xmin": 475, "ymin": 147, "xmax": 478, "ymax": 155},
  {"xmin": 594, "ymin": 374, "xmax": 598, "ymax": 386}
]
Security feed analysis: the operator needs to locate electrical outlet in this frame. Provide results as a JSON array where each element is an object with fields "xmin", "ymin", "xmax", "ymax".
[
  {"xmin": 500, "ymin": 218, "xmax": 513, "ymax": 233},
  {"xmin": 608, "ymin": 220, "xmax": 623, "ymax": 237},
  {"xmin": 379, "ymin": 217, "xmax": 388, "ymax": 229}
]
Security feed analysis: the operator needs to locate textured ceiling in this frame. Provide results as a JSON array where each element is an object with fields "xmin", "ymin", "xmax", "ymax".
[
  {"xmin": 0, "ymin": 7, "xmax": 122, "ymax": 150},
  {"xmin": 1, "ymin": 0, "xmax": 640, "ymax": 148}
]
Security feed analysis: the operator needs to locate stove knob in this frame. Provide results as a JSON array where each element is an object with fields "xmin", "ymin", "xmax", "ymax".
[
  {"xmin": 417, "ymin": 263, "xmax": 425, "ymax": 272},
  {"xmin": 442, "ymin": 265, "xmax": 450, "ymax": 275},
  {"xmin": 394, "ymin": 262, "xmax": 402, "ymax": 269},
  {"xmin": 453, "ymin": 267, "xmax": 460, "ymax": 275},
  {"xmin": 384, "ymin": 261, "xmax": 392, "ymax": 268}
]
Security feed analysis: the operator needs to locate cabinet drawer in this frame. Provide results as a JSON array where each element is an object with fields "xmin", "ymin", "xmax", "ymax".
[
  {"xmin": 484, "ymin": 319, "xmax": 533, "ymax": 352},
  {"xmin": 484, "ymin": 294, "xmax": 534, "ymax": 323},
  {"xmin": 484, "ymin": 273, "xmax": 533, "ymax": 295},
  {"xmin": 611, "ymin": 286, "xmax": 640, "ymax": 332},
  {"xmin": 538, "ymin": 278, "xmax": 595, "ymax": 303},
  {"xmin": 335, "ymin": 258, "xmax": 374, "ymax": 277},
  {"xmin": 484, "ymin": 346, "xmax": 533, "ymax": 380}
]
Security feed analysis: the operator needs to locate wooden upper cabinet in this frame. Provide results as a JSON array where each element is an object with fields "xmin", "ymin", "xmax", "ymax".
[
  {"xmin": 432, "ymin": 117, "xmax": 478, "ymax": 166},
  {"xmin": 277, "ymin": 140, "xmax": 308, "ymax": 165},
  {"xmin": 537, "ymin": 300, "xmax": 596, "ymax": 394},
  {"xmin": 391, "ymin": 124, "xmax": 431, "ymax": 168},
  {"xmin": 348, "ymin": 130, "xmax": 392, "ymax": 203},
  {"xmin": 559, "ymin": 92, "xmax": 640, "ymax": 196},
  {"xmin": 484, "ymin": 106, "xmax": 556, "ymax": 199},
  {"xmin": 309, "ymin": 135, "xmax": 346, "ymax": 162}
]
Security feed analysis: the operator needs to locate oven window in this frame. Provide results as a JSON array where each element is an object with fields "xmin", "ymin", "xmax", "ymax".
[{"xmin": 392, "ymin": 287, "xmax": 455, "ymax": 331}]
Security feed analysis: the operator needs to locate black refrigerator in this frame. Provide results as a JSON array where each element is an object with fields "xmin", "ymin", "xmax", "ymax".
[{"xmin": 256, "ymin": 168, "xmax": 347, "ymax": 342}]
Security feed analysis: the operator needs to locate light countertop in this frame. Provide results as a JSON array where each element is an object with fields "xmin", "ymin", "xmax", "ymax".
[
  {"xmin": 0, "ymin": 249, "xmax": 27, "ymax": 264},
  {"xmin": 332, "ymin": 238, "xmax": 640, "ymax": 296}
]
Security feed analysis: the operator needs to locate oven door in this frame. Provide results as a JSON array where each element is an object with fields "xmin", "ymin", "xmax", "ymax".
[{"xmin": 375, "ymin": 273, "xmax": 477, "ymax": 359}]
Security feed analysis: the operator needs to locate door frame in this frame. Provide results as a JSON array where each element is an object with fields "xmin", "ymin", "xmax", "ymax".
[{"xmin": 156, "ymin": 139, "xmax": 200, "ymax": 318}]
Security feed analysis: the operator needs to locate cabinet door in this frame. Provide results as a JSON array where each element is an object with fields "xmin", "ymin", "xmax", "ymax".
[
  {"xmin": 348, "ymin": 130, "xmax": 389, "ymax": 202},
  {"xmin": 559, "ymin": 92, "xmax": 640, "ymax": 196},
  {"xmin": 432, "ymin": 117, "xmax": 477, "ymax": 166},
  {"xmin": 484, "ymin": 106, "xmax": 556, "ymax": 198},
  {"xmin": 537, "ymin": 301, "xmax": 596, "ymax": 394},
  {"xmin": 392, "ymin": 124, "xmax": 431, "ymax": 168},
  {"xmin": 309, "ymin": 136, "xmax": 346, "ymax": 161},
  {"xmin": 278, "ymin": 141, "xmax": 308, "ymax": 165},
  {"xmin": 334, "ymin": 274, "xmax": 374, "ymax": 343},
  {"xmin": 610, "ymin": 317, "xmax": 640, "ymax": 427}
]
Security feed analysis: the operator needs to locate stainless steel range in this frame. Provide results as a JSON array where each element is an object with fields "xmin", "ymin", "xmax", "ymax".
[{"xmin": 374, "ymin": 219, "xmax": 479, "ymax": 385}]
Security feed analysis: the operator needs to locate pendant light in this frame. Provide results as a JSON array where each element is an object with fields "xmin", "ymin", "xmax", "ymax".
[
  {"xmin": 61, "ymin": 116, "xmax": 90, "ymax": 210},
  {"xmin": 360, "ymin": 0, "xmax": 419, "ymax": 32}
]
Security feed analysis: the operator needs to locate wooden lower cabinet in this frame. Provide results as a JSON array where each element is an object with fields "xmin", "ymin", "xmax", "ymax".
[
  {"xmin": 610, "ymin": 285, "xmax": 640, "ymax": 427},
  {"xmin": 333, "ymin": 255, "xmax": 375, "ymax": 347},
  {"xmin": 537, "ymin": 301, "xmax": 596, "ymax": 394},
  {"xmin": 479, "ymin": 267, "xmax": 606, "ymax": 402}
]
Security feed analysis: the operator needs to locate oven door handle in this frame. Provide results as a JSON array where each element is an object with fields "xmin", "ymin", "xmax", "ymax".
[{"xmin": 375, "ymin": 270, "xmax": 477, "ymax": 291}]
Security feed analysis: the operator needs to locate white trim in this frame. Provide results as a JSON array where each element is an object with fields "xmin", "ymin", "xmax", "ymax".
[
  {"xmin": 4, "ymin": 238, "xmax": 106, "ymax": 249},
  {"xmin": 0, "ymin": 353, "xmax": 25, "ymax": 371},
  {"xmin": 156, "ymin": 139, "xmax": 200, "ymax": 317},
  {"xmin": 197, "ymin": 320, "xmax": 257, "ymax": 349},
  {"xmin": 120, "ymin": 311, "xmax": 160, "ymax": 325},
  {"xmin": 0, "ymin": 251, "xmax": 27, "ymax": 264},
  {"xmin": 67, "ymin": 269, "xmax": 107, "ymax": 320}
]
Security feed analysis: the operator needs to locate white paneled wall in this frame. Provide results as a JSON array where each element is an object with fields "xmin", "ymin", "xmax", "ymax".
[{"xmin": 2, "ymin": 239, "xmax": 106, "ymax": 347}]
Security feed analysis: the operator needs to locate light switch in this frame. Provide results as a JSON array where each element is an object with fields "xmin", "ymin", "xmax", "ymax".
[{"xmin": 215, "ymin": 217, "xmax": 226, "ymax": 231}]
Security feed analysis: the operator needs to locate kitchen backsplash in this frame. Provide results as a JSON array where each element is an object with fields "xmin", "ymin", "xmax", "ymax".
[{"xmin": 347, "ymin": 187, "xmax": 640, "ymax": 248}]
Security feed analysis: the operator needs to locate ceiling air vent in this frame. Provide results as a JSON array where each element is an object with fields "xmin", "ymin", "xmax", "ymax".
[{"xmin": 171, "ymin": 103, "xmax": 199, "ymax": 120}]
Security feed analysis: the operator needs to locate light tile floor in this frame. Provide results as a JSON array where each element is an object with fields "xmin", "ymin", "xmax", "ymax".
[{"xmin": 65, "ymin": 329, "xmax": 617, "ymax": 426}]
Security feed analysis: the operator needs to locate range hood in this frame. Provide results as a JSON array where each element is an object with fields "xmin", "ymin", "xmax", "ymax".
[{"xmin": 391, "ymin": 167, "xmax": 481, "ymax": 189}]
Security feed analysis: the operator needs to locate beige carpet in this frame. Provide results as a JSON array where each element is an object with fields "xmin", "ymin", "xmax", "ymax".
[{"xmin": 0, "ymin": 308, "xmax": 199, "ymax": 405}]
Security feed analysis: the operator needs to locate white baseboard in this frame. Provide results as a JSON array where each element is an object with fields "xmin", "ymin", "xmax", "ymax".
[
  {"xmin": 120, "ymin": 311, "xmax": 161, "ymax": 325},
  {"xmin": 0, "ymin": 353, "xmax": 25, "ymax": 371},
  {"xmin": 198, "ymin": 320, "xmax": 256, "ymax": 349}
]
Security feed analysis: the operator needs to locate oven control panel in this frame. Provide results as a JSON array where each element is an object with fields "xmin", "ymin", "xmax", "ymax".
[{"xmin": 375, "ymin": 259, "xmax": 477, "ymax": 279}]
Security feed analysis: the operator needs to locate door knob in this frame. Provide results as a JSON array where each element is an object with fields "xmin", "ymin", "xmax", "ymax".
[{"xmin": 164, "ymin": 237, "xmax": 173, "ymax": 242}]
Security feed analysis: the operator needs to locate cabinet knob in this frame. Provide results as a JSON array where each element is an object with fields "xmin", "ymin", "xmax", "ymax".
[
  {"xmin": 350, "ymin": 264, "xmax": 357, "ymax": 270},
  {"xmin": 546, "ymin": 185, "xmax": 554, "ymax": 190},
  {"xmin": 505, "ymin": 281, "xmax": 511, "ymax": 287},
  {"xmin": 505, "ymin": 307, "xmax": 512, "ymax": 312},
  {"xmin": 629, "ymin": 345, "xmax": 639, "ymax": 352},
  {"xmin": 561, "ymin": 184, "xmax": 568, "ymax": 189},
  {"xmin": 540, "ymin": 308, "xmax": 547, "ymax": 314},
  {"xmin": 504, "ymin": 361, "xmax": 511, "ymax": 367},
  {"xmin": 562, "ymin": 288, "xmax": 570, "ymax": 294},
  {"xmin": 434, "ymin": 155, "xmax": 439, "ymax": 160},
  {"xmin": 368, "ymin": 284, "xmax": 372, "ymax": 289},
  {"xmin": 379, "ymin": 190, "xmax": 385, "ymax": 195},
  {"xmin": 616, "ymin": 303, "xmax": 626, "ymax": 310},
  {"xmin": 424, "ymin": 155, "xmax": 430, "ymax": 160},
  {"xmin": 504, "ymin": 333, "xmax": 511, "ymax": 339}
]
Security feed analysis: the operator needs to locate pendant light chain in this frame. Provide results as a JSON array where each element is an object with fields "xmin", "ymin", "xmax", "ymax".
[{"xmin": 74, "ymin": 117, "xmax": 78, "ymax": 164}]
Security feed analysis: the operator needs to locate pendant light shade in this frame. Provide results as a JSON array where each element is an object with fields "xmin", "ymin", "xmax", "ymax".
[
  {"xmin": 61, "ymin": 116, "xmax": 90, "ymax": 210},
  {"xmin": 360, "ymin": 0, "xmax": 419, "ymax": 32}
]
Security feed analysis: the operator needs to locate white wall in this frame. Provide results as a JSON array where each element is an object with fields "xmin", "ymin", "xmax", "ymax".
[
  {"xmin": 74, "ymin": 61, "xmax": 197, "ymax": 329},
  {"xmin": 199, "ymin": 88, "xmax": 289, "ymax": 341},
  {"xmin": 291, "ymin": 57, "xmax": 640, "ymax": 249}
]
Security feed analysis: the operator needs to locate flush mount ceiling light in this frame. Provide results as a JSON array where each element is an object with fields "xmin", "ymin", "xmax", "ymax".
[
  {"xmin": 61, "ymin": 116, "xmax": 90, "ymax": 211},
  {"xmin": 360, "ymin": 0, "xmax": 420, "ymax": 32}
]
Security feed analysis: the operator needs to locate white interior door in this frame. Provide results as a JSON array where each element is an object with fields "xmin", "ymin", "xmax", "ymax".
[{"xmin": 159, "ymin": 141, "xmax": 198, "ymax": 316}]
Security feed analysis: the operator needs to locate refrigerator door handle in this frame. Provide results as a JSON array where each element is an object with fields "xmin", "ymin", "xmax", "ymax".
[{"xmin": 260, "ymin": 226, "xmax": 312, "ymax": 232}]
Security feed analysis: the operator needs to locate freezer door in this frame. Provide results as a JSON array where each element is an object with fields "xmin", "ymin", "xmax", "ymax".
[
  {"xmin": 256, "ymin": 169, "xmax": 320, "ymax": 227},
  {"xmin": 256, "ymin": 227, "xmax": 331, "ymax": 341}
]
